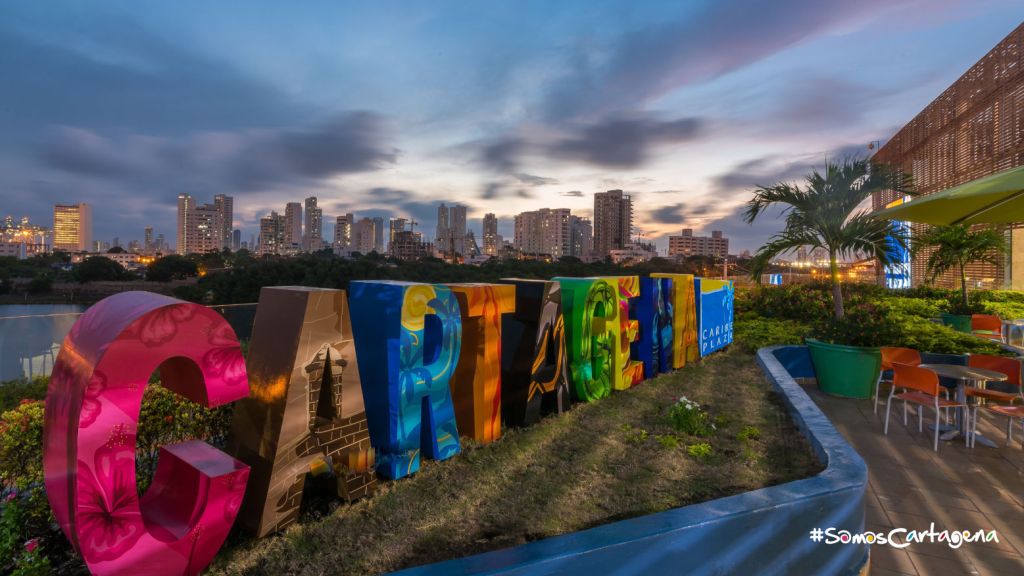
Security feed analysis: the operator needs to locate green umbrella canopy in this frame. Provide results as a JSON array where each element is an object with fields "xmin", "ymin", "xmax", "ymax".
[{"xmin": 874, "ymin": 165, "xmax": 1024, "ymax": 225}]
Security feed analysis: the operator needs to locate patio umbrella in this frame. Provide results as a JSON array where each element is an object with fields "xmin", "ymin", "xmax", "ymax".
[{"xmin": 873, "ymin": 165, "xmax": 1024, "ymax": 225}]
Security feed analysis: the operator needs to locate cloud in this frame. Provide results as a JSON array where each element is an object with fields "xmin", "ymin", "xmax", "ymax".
[
  {"xmin": 710, "ymin": 143, "xmax": 870, "ymax": 198},
  {"xmin": 513, "ymin": 173, "xmax": 559, "ymax": 186},
  {"xmin": 0, "ymin": 21, "xmax": 302, "ymax": 140},
  {"xmin": 548, "ymin": 114, "xmax": 703, "ymax": 168},
  {"xmin": 542, "ymin": 0, "xmax": 920, "ymax": 121},
  {"xmin": 37, "ymin": 111, "xmax": 397, "ymax": 191},
  {"xmin": 479, "ymin": 136, "xmax": 525, "ymax": 172},
  {"xmin": 699, "ymin": 204, "xmax": 792, "ymax": 254},
  {"xmin": 648, "ymin": 203, "xmax": 712, "ymax": 226},
  {"xmin": 560, "ymin": 190, "xmax": 584, "ymax": 197}
]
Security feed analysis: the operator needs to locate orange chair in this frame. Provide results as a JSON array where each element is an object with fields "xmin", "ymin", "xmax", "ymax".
[
  {"xmin": 986, "ymin": 404, "xmax": 1024, "ymax": 447},
  {"xmin": 971, "ymin": 314, "xmax": 1003, "ymax": 342},
  {"xmin": 966, "ymin": 355, "xmax": 1023, "ymax": 447},
  {"xmin": 884, "ymin": 363, "xmax": 967, "ymax": 452},
  {"xmin": 875, "ymin": 347, "xmax": 922, "ymax": 414}
]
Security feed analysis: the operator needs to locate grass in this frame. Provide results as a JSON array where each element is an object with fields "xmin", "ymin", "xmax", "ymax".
[{"xmin": 209, "ymin": 348, "xmax": 822, "ymax": 575}]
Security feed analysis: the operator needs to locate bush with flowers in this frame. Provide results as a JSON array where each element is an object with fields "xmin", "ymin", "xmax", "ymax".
[
  {"xmin": 668, "ymin": 396, "xmax": 716, "ymax": 437},
  {"xmin": 0, "ymin": 382, "xmax": 234, "ymax": 571}
]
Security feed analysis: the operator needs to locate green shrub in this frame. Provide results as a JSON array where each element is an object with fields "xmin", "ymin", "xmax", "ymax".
[
  {"xmin": 686, "ymin": 442, "xmax": 713, "ymax": 461},
  {"xmin": 655, "ymin": 434, "xmax": 680, "ymax": 449},
  {"xmin": 0, "ymin": 378, "xmax": 48, "ymax": 412},
  {"xmin": 737, "ymin": 425, "xmax": 761, "ymax": 442},
  {"xmin": 0, "ymin": 402, "xmax": 49, "ymax": 572},
  {"xmin": 812, "ymin": 302, "xmax": 901, "ymax": 347},
  {"xmin": 883, "ymin": 297, "xmax": 943, "ymax": 319},
  {"xmin": 893, "ymin": 315, "xmax": 1006, "ymax": 355},
  {"xmin": 668, "ymin": 396, "xmax": 715, "ymax": 437},
  {"xmin": 980, "ymin": 300, "xmax": 1024, "ymax": 321},
  {"xmin": 734, "ymin": 313, "xmax": 810, "ymax": 351}
]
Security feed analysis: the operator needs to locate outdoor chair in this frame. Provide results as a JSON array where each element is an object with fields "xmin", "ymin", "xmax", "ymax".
[
  {"xmin": 884, "ymin": 363, "xmax": 967, "ymax": 452},
  {"xmin": 985, "ymin": 404, "xmax": 1024, "ymax": 447},
  {"xmin": 875, "ymin": 347, "xmax": 922, "ymax": 414},
  {"xmin": 971, "ymin": 314, "xmax": 1004, "ymax": 342},
  {"xmin": 966, "ymin": 355, "xmax": 1023, "ymax": 448}
]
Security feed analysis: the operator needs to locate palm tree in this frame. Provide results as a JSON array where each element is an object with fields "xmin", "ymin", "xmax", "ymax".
[
  {"xmin": 744, "ymin": 157, "xmax": 911, "ymax": 319},
  {"xmin": 913, "ymin": 224, "xmax": 1006, "ymax": 311}
]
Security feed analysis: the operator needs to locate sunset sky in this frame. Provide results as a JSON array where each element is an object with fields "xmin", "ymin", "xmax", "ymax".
[{"xmin": 2, "ymin": 1, "xmax": 1022, "ymax": 252}]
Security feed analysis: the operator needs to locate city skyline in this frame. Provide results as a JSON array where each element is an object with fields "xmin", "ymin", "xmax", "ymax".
[{"xmin": 1, "ymin": 2, "xmax": 1022, "ymax": 252}]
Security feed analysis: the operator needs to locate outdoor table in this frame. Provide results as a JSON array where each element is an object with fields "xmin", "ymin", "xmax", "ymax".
[{"xmin": 919, "ymin": 363, "xmax": 1008, "ymax": 447}]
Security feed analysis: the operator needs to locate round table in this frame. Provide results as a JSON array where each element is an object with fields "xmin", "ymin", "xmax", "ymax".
[{"xmin": 918, "ymin": 364, "xmax": 1008, "ymax": 447}]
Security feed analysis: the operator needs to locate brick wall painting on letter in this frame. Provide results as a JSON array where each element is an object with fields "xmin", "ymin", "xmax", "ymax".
[{"xmin": 229, "ymin": 287, "xmax": 375, "ymax": 538}]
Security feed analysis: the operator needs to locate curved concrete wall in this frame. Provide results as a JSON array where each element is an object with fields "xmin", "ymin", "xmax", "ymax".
[{"xmin": 391, "ymin": 345, "xmax": 868, "ymax": 576}]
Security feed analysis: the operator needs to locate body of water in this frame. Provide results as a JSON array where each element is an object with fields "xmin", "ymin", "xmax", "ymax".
[
  {"xmin": 0, "ymin": 302, "xmax": 258, "ymax": 383},
  {"xmin": 0, "ymin": 304, "xmax": 86, "ymax": 382}
]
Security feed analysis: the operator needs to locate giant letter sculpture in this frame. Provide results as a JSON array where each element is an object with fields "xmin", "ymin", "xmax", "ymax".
[
  {"xmin": 652, "ymin": 273, "xmax": 698, "ymax": 368},
  {"xmin": 498, "ymin": 279, "xmax": 571, "ymax": 427},
  {"xmin": 349, "ymin": 281, "xmax": 462, "ymax": 479},
  {"xmin": 601, "ymin": 276, "xmax": 644, "ymax": 390},
  {"xmin": 229, "ymin": 287, "xmax": 376, "ymax": 538},
  {"xmin": 43, "ymin": 292, "xmax": 250, "ymax": 576},
  {"xmin": 633, "ymin": 276, "xmax": 674, "ymax": 378},
  {"xmin": 695, "ymin": 279, "xmax": 735, "ymax": 356},
  {"xmin": 556, "ymin": 277, "xmax": 617, "ymax": 402},
  {"xmin": 446, "ymin": 283, "xmax": 515, "ymax": 444}
]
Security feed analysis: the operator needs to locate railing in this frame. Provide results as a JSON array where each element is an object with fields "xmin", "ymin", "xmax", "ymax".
[{"xmin": 0, "ymin": 302, "xmax": 257, "ymax": 382}]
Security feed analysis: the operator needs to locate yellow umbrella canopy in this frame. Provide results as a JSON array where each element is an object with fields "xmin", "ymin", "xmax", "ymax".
[{"xmin": 874, "ymin": 165, "xmax": 1024, "ymax": 225}]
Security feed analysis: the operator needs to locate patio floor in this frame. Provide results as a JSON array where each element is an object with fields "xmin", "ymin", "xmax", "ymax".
[{"xmin": 801, "ymin": 383, "xmax": 1024, "ymax": 575}]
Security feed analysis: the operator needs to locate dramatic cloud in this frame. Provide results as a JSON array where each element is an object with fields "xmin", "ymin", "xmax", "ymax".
[
  {"xmin": 542, "ymin": 0, "xmax": 921, "ymax": 120},
  {"xmin": 711, "ymin": 143, "xmax": 870, "ymax": 197},
  {"xmin": 548, "ymin": 115, "xmax": 703, "ymax": 168},
  {"xmin": 38, "ymin": 111, "xmax": 397, "ymax": 191},
  {"xmin": 647, "ymin": 202, "xmax": 711, "ymax": 225},
  {"xmin": 513, "ymin": 173, "xmax": 559, "ymax": 186},
  {"xmin": 479, "ymin": 136, "xmax": 526, "ymax": 172}
]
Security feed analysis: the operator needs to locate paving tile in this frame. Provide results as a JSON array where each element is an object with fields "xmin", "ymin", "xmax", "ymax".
[
  {"xmin": 962, "ymin": 547, "xmax": 1024, "ymax": 575},
  {"xmin": 869, "ymin": 542, "xmax": 918, "ymax": 574},
  {"xmin": 906, "ymin": 551, "xmax": 979, "ymax": 575}
]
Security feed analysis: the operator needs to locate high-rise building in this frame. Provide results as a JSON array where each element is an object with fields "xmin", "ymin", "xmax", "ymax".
[
  {"xmin": 232, "ymin": 229, "xmax": 241, "ymax": 251},
  {"xmin": 668, "ymin": 229, "xmax": 729, "ymax": 259},
  {"xmin": 352, "ymin": 217, "xmax": 378, "ymax": 254},
  {"xmin": 258, "ymin": 211, "xmax": 286, "ymax": 256},
  {"xmin": 372, "ymin": 216, "xmax": 385, "ymax": 253},
  {"xmin": 482, "ymin": 213, "xmax": 498, "ymax": 256},
  {"xmin": 389, "ymin": 218, "xmax": 408, "ymax": 252},
  {"xmin": 284, "ymin": 202, "xmax": 303, "ymax": 249},
  {"xmin": 177, "ymin": 194, "xmax": 231, "ymax": 255},
  {"xmin": 144, "ymin": 227, "xmax": 154, "ymax": 253},
  {"xmin": 450, "ymin": 204, "xmax": 467, "ymax": 256},
  {"xmin": 304, "ymin": 196, "xmax": 323, "ymax": 252},
  {"xmin": 593, "ymin": 189, "xmax": 632, "ymax": 258},
  {"xmin": 334, "ymin": 213, "xmax": 354, "ymax": 248},
  {"xmin": 513, "ymin": 208, "xmax": 571, "ymax": 258},
  {"xmin": 872, "ymin": 23, "xmax": 1024, "ymax": 289},
  {"xmin": 436, "ymin": 203, "xmax": 450, "ymax": 254},
  {"xmin": 53, "ymin": 203, "xmax": 92, "ymax": 252},
  {"xmin": 214, "ymin": 194, "xmax": 233, "ymax": 250},
  {"xmin": 569, "ymin": 216, "xmax": 593, "ymax": 261}
]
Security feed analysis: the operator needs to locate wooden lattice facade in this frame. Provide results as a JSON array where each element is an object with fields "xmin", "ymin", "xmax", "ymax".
[{"xmin": 872, "ymin": 22, "xmax": 1024, "ymax": 289}]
